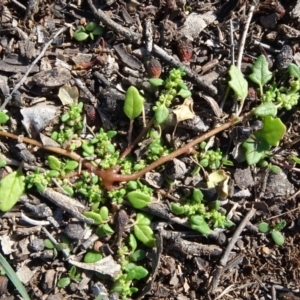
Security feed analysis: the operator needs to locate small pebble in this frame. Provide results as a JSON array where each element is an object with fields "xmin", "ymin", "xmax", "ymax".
[
  {"xmin": 28, "ymin": 238, "xmax": 44, "ymax": 252},
  {"xmin": 63, "ymin": 223, "xmax": 85, "ymax": 240}
]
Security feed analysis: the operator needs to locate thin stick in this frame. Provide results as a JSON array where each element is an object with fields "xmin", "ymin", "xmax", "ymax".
[
  {"xmin": 87, "ymin": 0, "xmax": 142, "ymax": 43},
  {"xmin": 236, "ymin": 5, "xmax": 255, "ymax": 70},
  {"xmin": 230, "ymin": 18, "xmax": 235, "ymax": 66},
  {"xmin": 1, "ymin": 26, "xmax": 68, "ymax": 110}
]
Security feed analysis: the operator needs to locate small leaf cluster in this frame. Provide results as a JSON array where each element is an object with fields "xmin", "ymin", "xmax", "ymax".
[
  {"xmin": 82, "ymin": 128, "xmax": 120, "ymax": 169},
  {"xmin": 258, "ymin": 220, "xmax": 286, "ymax": 246},
  {"xmin": 73, "ymin": 22, "xmax": 104, "ymax": 42},
  {"xmin": 149, "ymin": 67, "xmax": 192, "ymax": 124},
  {"xmin": 83, "ymin": 206, "xmax": 114, "ymax": 237},
  {"xmin": 26, "ymin": 156, "xmax": 78, "ymax": 195},
  {"xmin": 57, "ymin": 266, "xmax": 81, "ymax": 288},
  {"xmin": 112, "ymin": 234, "xmax": 149, "ymax": 300},
  {"xmin": 51, "ymin": 102, "xmax": 84, "ymax": 146},
  {"xmin": 198, "ymin": 148, "xmax": 223, "ymax": 170},
  {"xmin": 74, "ymin": 171, "xmax": 103, "ymax": 202},
  {"xmin": 171, "ymin": 189, "xmax": 234, "ymax": 235}
]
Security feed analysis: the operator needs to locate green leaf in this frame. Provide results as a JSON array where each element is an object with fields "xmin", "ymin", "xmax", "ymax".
[
  {"xmin": 130, "ymin": 249, "xmax": 146, "ymax": 262},
  {"xmin": 89, "ymin": 32, "xmax": 94, "ymax": 40},
  {"xmin": 271, "ymin": 231, "xmax": 284, "ymax": 245},
  {"xmin": 255, "ymin": 116, "xmax": 286, "ymax": 146},
  {"xmin": 0, "ymin": 158, "xmax": 6, "ymax": 168},
  {"xmin": 126, "ymin": 264, "xmax": 148, "ymax": 280},
  {"xmin": 74, "ymin": 30, "xmax": 89, "ymax": 41},
  {"xmin": 148, "ymin": 78, "xmax": 164, "ymax": 86},
  {"xmin": 242, "ymin": 136, "xmax": 269, "ymax": 165},
  {"xmin": 254, "ymin": 102, "xmax": 277, "ymax": 117},
  {"xmin": 128, "ymin": 234, "xmax": 137, "ymax": 252},
  {"xmin": 189, "ymin": 215, "xmax": 211, "ymax": 235},
  {"xmin": 155, "ymin": 105, "xmax": 169, "ymax": 124},
  {"xmin": 171, "ymin": 203, "xmax": 185, "ymax": 215},
  {"xmin": 82, "ymin": 142, "xmax": 94, "ymax": 156},
  {"xmin": 0, "ymin": 253, "xmax": 31, "ymax": 300},
  {"xmin": 177, "ymin": 88, "xmax": 192, "ymax": 98},
  {"xmin": 85, "ymin": 22, "xmax": 97, "ymax": 32},
  {"xmin": 0, "ymin": 168, "xmax": 25, "ymax": 212},
  {"xmin": 0, "ymin": 111, "xmax": 9, "ymax": 124},
  {"xmin": 288, "ymin": 63, "xmax": 300, "ymax": 79},
  {"xmin": 228, "ymin": 65, "xmax": 248, "ymax": 101},
  {"xmin": 99, "ymin": 206, "xmax": 109, "ymax": 221},
  {"xmin": 192, "ymin": 189, "xmax": 203, "ymax": 202},
  {"xmin": 269, "ymin": 165, "xmax": 281, "ymax": 174},
  {"xmin": 93, "ymin": 26, "xmax": 104, "ymax": 36},
  {"xmin": 84, "ymin": 250, "xmax": 103, "ymax": 263},
  {"xmin": 64, "ymin": 160, "xmax": 78, "ymax": 172},
  {"xmin": 274, "ymin": 220, "xmax": 286, "ymax": 231},
  {"xmin": 127, "ymin": 191, "xmax": 151, "ymax": 209},
  {"xmin": 44, "ymin": 239, "xmax": 55, "ymax": 249},
  {"xmin": 63, "ymin": 186, "xmax": 74, "ymax": 197},
  {"xmin": 124, "ymin": 86, "xmax": 144, "ymax": 120},
  {"xmin": 290, "ymin": 155, "xmax": 300, "ymax": 164},
  {"xmin": 249, "ymin": 55, "xmax": 273, "ymax": 88},
  {"xmin": 69, "ymin": 266, "xmax": 77, "ymax": 278},
  {"xmin": 258, "ymin": 221, "xmax": 270, "ymax": 233},
  {"xmin": 83, "ymin": 211, "xmax": 103, "ymax": 224},
  {"xmin": 101, "ymin": 223, "xmax": 114, "ymax": 235},
  {"xmin": 57, "ymin": 277, "xmax": 71, "ymax": 288},
  {"xmin": 134, "ymin": 213, "xmax": 156, "ymax": 247},
  {"xmin": 48, "ymin": 155, "xmax": 61, "ymax": 171}
]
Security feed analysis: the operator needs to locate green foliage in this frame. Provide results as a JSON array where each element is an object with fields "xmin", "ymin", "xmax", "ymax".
[
  {"xmin": 127, "ymin": 191, "xmax": 151, "ymax": 208},
  {"xmin": 0, "ymin": 167, "xmax": 25, "ymax": 212},
  {"xmin": 0, "ymin": 111, "xmax": 9, "ymax": 124},
  {"xmin": 228, "ymin": 65, "xmax": 248, "ymax": 102},
  {"xmin": 124, "ymin": 86, "xmax": 144, "ymax": 120},
  {"xmin": 57, "ymin": 266, "xmax": 81, "ymax": 288},
  {"xmin": 258, "ymin": 220, "xmax": 286, "ymax": 246},
  {"xmin": 150, "ymin": 67, "xmax": 191, "ymax": 124},
  {"xmin": 171, "ymin": 189, "xmax": 234, "ymax": 234},
  {"xmin": 112, "ymin": 237, "xmax": 149, "ymax": 300},
  {"xmin": 84, "ymin": 250, "xmax": 103, "ymax": 263},
  {"xmin": 74, "ymin": 22, "xmax": 104, "ymax": 41},
  {"xmin": 248, "ymin": 55, "xmax": 273, "ymax": 96},
  {"xmin": 198, "ymin": 148, "xmax": 223, "ymax": 170},
  {"xmin": 133, "ymin": 213, "xmax": 156, "ymax": 247}
]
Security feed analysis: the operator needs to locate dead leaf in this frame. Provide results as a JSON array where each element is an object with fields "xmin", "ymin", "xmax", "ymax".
[
  {"xmin": 207, "ymin": 169, "xmax": 229, "ymax": 199},
  {"xmin": 58, "ymin": 85, "xmax": 79, "ymax": 105},
  {"xmin": 173, "ymin": 97, "xmax": 195, "ymax": 123},
  {"xmin": 68, "ymin": 255, "xmax": 121, "ymax": 278}
]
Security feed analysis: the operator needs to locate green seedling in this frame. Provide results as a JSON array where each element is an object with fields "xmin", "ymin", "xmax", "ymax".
[
  {"xmin": 123, "ymin": 86, "xmax": 145, "ymax": 144},
  {"xmin": 111, "ymin": 234, "xmax": 149, "ymax": 300},
  {"xmin": 258, "ymin": 220, "xmax": 286, "ymax": 246},
  {"xmin": 149, "ymin": 67, "xmax": 192, "ymax": 124},
  {"xmin": 0, "ymin": 110, "xmax": 9, "ymax": 125},
  {"xmin": 57, "ymin": 266, "xmax": 82, "ymax": 288},
  {"xmin": 73, "ymin": 21, "xmax": 104, "ymax": 41},
  {"xmin": 171, "ymin": 188, "xmax": 234, "ymax": 234}
]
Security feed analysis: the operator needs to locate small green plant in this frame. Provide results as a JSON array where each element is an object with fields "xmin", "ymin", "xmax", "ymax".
[
  {"xmin": 171, "ymin": 189, "xmax": 234, "ymax": 234},
  {"xmin": 51, "ymin": 102, "xmax": 84, "ymax": 146},
  {"xmin": 111, "ymin": 234, "xmax": 149, "ymax": 300},
  {"xmin": 258, "ymin": 220, "xmax": 286, "ymax": 246},
  {"xmin": 149, "ymin": 67, "xmax": 192, "ymax": 124},
  {"xmin": 73, "ymin": 21, "xmax": 104, "ymax": 41},
  {"xmin": 0, "ymin": 110, "xmax": 9, "ymax": 125},
  {"xmin": 57, "ymin": 266, "xmax": 82, "ymax": 288}
]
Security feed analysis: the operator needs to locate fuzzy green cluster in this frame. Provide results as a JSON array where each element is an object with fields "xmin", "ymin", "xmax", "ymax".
[
  {"xmin": 51, "ymin": 102, "xmax": 84, "ymax": 146},
  {"xmin": 171, "ymin": 189, "xmax": 234, "ymax": 234},
  {"xmin": 199, "ymin": 148, "xmax": 223, "ymax": 170}
]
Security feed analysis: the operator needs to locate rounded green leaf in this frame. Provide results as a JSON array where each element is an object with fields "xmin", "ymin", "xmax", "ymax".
[
  {"xmin": 249, "ymin": 54, "xmax": 273, "ymax": 87},
  {"xmin": 44, "ymin": 239, "xmax": 55, "ymax": 249},
  {"xmin": 271, "ymin": 231, "xmax": 284, "ymax": 246},
  {"xmin": 130, "ymin": 265, "xmax": 148, "ymax": 280},
  {"xmin": 57, "ymin": 277, "xmax": 71, "ymax": 288},
  {"xmin": 127, "ymin": 191, "xmax": 151, "ymax": 209},
  {"xmin": 48, "ymin": 155, "xmax": 61, "ymax": 171},
  {"xmin": 228, "ymin": 65, "xmax": 248, "ymax": 101},
  {"xmin": 0, "ymin": 111, "xmax": 9, "ymax": 124},
  {"xmin": 63, "ymin": 186, "xmax": 74, "ymax": 197},
  {"xmin": 99, "ymin": 206, "xmax": 109, "ymax": 221},
  {"xmin": 255, "ymin": 116, "xmax": 286, "ymax": 146},
  {"xmin": 171, "ymin": 203, "xmax": 185, "ymax": 215},
  {"xmin": 101, "ymin": 223, "xmax": 114, "ymax": 235},
  {"xmin": 74, "ymin": 31, "xmax": 89, "ymax": 41},
  {"xmin": 0, "ymin": 169, "xmax": 25, "ymax": 212},
  {"xmin": 84, "ymin": 250, "xmax": 103, "ymax": 263},
  {"xmin": 124, "ymin": 86, "xmax": 144, "ymax": 120},
  {"xmin": 130, "ymin": 249, "xmax": 146, "ymax": 262},
  {"xmin": 155, "ymin": 105, "xmax": 169, "ymax": 124},
  {"xmin": 254, "ymin": 102, "xmax": 277, "ymax": 117},
  {"xmin": 288, "ymin": 63, "xmax": 300, "ymax": 79},
  {"xmin": 64, "ymin": 160, "xmax": 78, "ymax": 172},
  {"xmin": 189, "ymin": 215, "xmax": 211, "ymax": 235},
  {"xmin": 129, "ymin": 234, "xmax": 137, "ymax": 251},
  {"xmin": 258, "ymin": 221, "xmax": 270, "ymax": 233},
  {"xmin": 83, "ymin": 211, "xmax": 103, "ymax": 224},
  {"xmin": 192, "ymin": 189, "xmax": 203, "ymax": 202},
  {"xmin": 177, "ymin": 88, "xmax": 191, "ymax": 98},
  {"xmin": 134, "ymin": 223, "xmax": 155, "ymax": 247},
  {"xmin": 148, "ymin": 78, "xmax": 164, "ymax": 86},
  {"xmin": 85, "ymin": 21, "xmax": 97, "ymax": 32},
  {"xmin": 242, "ymin": 136, "xmax": 270, "ymax": 165},
  {"xmin": 93, "ymin": 26, "xmax": 104, "ymax": 36}
]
